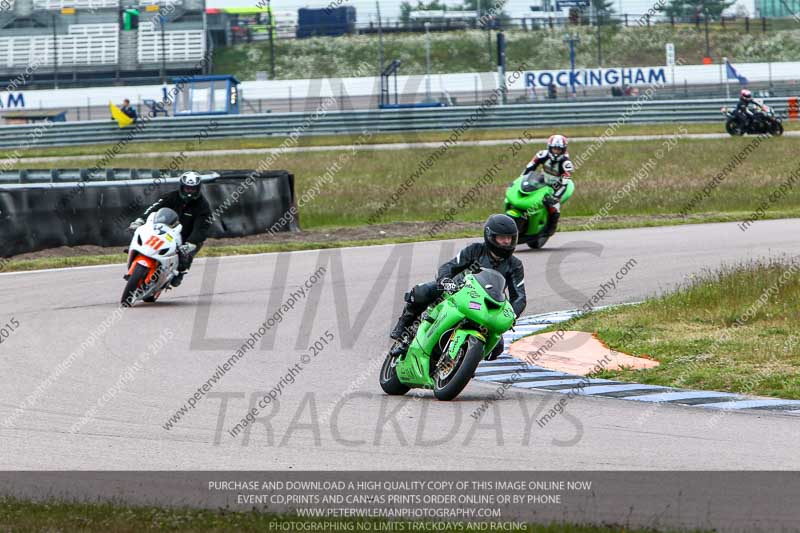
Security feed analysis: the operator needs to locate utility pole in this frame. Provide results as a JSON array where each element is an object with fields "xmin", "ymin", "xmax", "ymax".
[
  {"xmin": 424, "ymin": 22, "xmax": 431, "ymax": 102},
  {"xmin": 160, "ymin": 15, "xmax": 167, "ymax": 84},
  {"xmin": 563, "ymin": 32, "xmax": 580, "ymax": 97},
  {"xmin": 704, "ymin": 9, "xmax": 711, "ymax": 59},
  {"xmin": 52, "ymin": 13, "xmax": 58, "ymax": 89},
  {"xmin": 376, "ymin": 1, "xmax": 384, "ymax": 73},
  {"xmin": 267, "ymin": 0, "xmax": 275, "ymax": 79},
  {"xmin": 596, "ymin": 10, "xmax": 603, "ymax": 66},
  {"xmin": 497, "ymin": 31, "xmax": 506, "ymax": 104},
  {"xmin": 483, "ymin": 0, "xmax": 492, "ymax": 69}
]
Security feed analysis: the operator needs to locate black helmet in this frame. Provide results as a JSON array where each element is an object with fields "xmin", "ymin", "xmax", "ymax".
[
  {"xmin": 179, "ymin": 171, "xmax": 203, "ymax": 202},
  {"xmin": 484, "ymin": 214, "xmax": 518, "ymax": 259}
]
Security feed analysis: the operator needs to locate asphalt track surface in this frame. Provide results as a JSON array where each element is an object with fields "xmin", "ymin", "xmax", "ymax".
[
  {"xmin": 18, "ymin": 131, "xmax": 800, "ymax": 165},
  {"xmin": 1, "ymin": 219, "xmax": 799, "ymax": 471}
]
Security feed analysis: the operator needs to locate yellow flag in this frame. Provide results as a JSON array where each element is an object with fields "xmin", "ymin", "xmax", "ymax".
[{"xmin": 110, "ymin": 101, "xmax": 134, "ymax": 128}]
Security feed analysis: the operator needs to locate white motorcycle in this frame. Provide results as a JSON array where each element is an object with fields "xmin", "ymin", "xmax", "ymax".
[{"xmin": 122, "ymin": 208, "xmax": 184, "ymax": 306}]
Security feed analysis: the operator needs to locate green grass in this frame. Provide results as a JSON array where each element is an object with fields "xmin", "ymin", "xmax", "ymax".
[
  {"xmin": 557, "ymin": 258, "xmax": 800, "ymax": 399},
  {"xmin": 13, "ymin": 122, "xmax": 781, "ymax": 160},
  {"xmin": 0, "ymin": 497, "xmax": 707, "ymax": 532},
  {"xmin": 7, "ymin": 124, "xmax": 800, "ymax": 273},
  {"xmin": 213, "ymin": 26, "xmax": 800, "ymax": 80},
  {"xmin": 25, "ymin": 133, "xmax": 800, "ymax": 229}
]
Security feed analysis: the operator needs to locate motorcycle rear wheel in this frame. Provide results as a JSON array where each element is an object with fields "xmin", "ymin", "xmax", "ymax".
[
  {"xmin": 433, "ymin": 336, "xmax": 485, "ymax": 401},
  {"xmin": 725, "ymin": 119, "xmax": 744, "ymax": 136},
  {"xmin": 379, "ymin": 346, "xmax": 411, "ymax": 395}
]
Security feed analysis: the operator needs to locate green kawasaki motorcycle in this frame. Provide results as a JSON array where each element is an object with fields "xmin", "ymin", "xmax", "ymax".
[
  {"xmin": 380, "ymin": 269, "xmax": 516, "ymax": 401},
  {"xmin": 504, "ymin": 173, "xmax": 575, "ymax": 249}
]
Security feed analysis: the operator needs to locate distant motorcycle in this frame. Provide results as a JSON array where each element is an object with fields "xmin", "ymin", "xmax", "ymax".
[
  {"xmin": 722, "ymin": 102, "xmax": 783, "ymax": 136},
  {"xmin": 122, "ymin": 208, "xmax": 183, "ymax": 306},
  {"xmin": 504, "ymin": 173, "xmax": 575, "ymax": 249}
]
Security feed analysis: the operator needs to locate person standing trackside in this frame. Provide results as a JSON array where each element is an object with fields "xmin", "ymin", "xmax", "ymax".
[{"xmin": 120, "ymin": 99, "xmax": 138, "ymax": 121}]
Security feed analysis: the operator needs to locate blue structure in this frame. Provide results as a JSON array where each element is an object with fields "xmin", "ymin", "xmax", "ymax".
[
  {"xmin": 296, "ymin": 7, "xmax": 356, "ymax": 38},
  {"xmin": 172, "ymin": 75, "xmax": 241, "ymax": 116}
]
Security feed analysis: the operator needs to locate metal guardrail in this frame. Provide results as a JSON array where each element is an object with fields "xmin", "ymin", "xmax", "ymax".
[{"xmin": 0, "ymin": 98, "xmax": 791, "ymax": 150}]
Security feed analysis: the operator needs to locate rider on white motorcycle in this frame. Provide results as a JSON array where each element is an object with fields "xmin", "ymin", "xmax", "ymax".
[{"xmin": 129, "ymin": 172, "xmax": 212, "ymax": 287}]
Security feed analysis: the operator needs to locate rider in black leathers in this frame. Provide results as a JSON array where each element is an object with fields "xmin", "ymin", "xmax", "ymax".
[
  {"xmin": 389, "ymin": 214, "xmax": 526, "ymax": 358},
  {"xmin": 129, "ymin": 171, "xmax": 212, "ymax": 287},
  {"xmin": 734, "ymin": 89, "xmax": 768, "ymax": 130}
]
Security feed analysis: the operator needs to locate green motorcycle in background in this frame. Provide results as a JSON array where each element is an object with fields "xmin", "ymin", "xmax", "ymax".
[
  {"xmin": 380, "ymin": 269, "xmax": 516, "ymax": 401},
  {"xmin": 504, "ymin": 173, "xmax": 575, "ymax": 249}
]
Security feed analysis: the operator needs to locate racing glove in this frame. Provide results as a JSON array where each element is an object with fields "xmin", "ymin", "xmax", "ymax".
[
  {"xmin": 128, "ymin": 218, "xmax": 145, "ymax": 231},
  {"xmin": 179, "ymin": 243, "xmax": 197, "ymax": 255},
  {"xmin": 543, "ymin": 194, "xmax": 559, "ymax": 207}
]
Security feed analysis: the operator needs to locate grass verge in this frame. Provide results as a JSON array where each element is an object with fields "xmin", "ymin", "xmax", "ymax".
[
  {"xmin": 11, "ymin": 122, "xmax": 778, "ymax": 160},
  {"xmin": 556, "ymin": 258, "xmax": 800, "ymax": 399},
  {"xmin": 24, "ymin": 133, "xmax": 800, "ymax": 229},
  {"xmin": 0, "ymin": 497, "xmax": 706, "ymax": 532},
  {"xmin": 3, "ymin": 212, "xmax": 792, "ymax": 273},
  {"xmin": 6, "ymin": 125, "xmax": 800, "ymax": 272}
]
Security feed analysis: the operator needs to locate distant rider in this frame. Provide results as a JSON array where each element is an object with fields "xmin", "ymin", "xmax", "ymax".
[
  {"xmin": 522, "ymin": 134, "xmax": 573, "ymax": 238},
  {"xmin": 129, "ymin": 171, "xmax": 212, "ymax": 287},
  {"xmin": 734, "ymin": 89, "xmax": 767, "ymax": 129},
  {"xmin": 389, "ymin": 214, "xmax": 526, "ymax": 359}
]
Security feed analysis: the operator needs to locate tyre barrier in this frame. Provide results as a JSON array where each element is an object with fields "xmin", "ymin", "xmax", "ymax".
[{"xmin": 0, "ymin": 170, "xmax": 297, "ymax": 258}]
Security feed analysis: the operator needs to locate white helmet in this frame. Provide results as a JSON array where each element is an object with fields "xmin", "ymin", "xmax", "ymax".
[
  {"xmin": 179, "ymin": 171, "xmax": 203, "ymax": 201},
  {"xmin": 547, "ymin": 134, "xmax": 568, "ymax": 157}
]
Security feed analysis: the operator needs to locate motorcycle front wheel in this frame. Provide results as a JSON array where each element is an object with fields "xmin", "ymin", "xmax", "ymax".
[
  {"xmin": 527, "ymin": 235, "xmax": 550, "ymax": 249},
  {"xmin": 121, "ymin": 263, "xmax": 149, "ymax": 306},
  {"xmin": 771, "ymin": 121, "xmax": 784, "ymax": 136},
  {"xmin": 379, "ymin": 346, "xmax": 411, "ymax": 396},
  {"xmin": 434, "ymin": 336, "xmax": 485, "ymax": 401}
]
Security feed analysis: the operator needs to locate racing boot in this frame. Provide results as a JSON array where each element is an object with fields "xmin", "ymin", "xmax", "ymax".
[
  {"xmin": 390, "ymin": 307, "xmax": 417, "ymax": 342},
  {"xmin": 542, "ymin": 209, "xmax": 560, "ymax": 238},
  {"xmin": 171, "ymin": 271, "xmax": 185, "ymax": 287}
]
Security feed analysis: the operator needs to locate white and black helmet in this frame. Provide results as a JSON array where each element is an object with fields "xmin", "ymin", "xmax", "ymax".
[
  {"xmin": 179, "ymin": 171, "xmax": 203, "ymax": 201},
  {"xmin": 547, "ymin": 134, "xmax": 568, "ymax": 158}
]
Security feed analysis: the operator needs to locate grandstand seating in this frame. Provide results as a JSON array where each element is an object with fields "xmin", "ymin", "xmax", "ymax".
[
  {"xmin": 0, "ymin": 23, "xmax": 118, "ymax": 68},
  {"xmin": 0, "ymin": 0, "xmax": 208, "ymax": 85},
  {"xmin": 137, "ymin": 26, "xmax": 205, "ymax": 64}
]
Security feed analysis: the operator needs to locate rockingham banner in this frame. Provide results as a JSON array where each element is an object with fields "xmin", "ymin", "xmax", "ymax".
[{"xmin": 4, "ymin": 61, "xmax": 800, "ymax": 111}]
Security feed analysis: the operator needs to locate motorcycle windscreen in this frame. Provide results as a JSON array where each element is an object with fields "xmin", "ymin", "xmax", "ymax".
[
  {"xmin": 473, "ymin": 269, "xmax": 507, "ymax": 303},
  {"xmin": 520, "ymin": 175, "xmax": 547, "ymax": 193},
  {"xmin": 154, "ymin": 208, "xmax": 180, "ymax": 228}
]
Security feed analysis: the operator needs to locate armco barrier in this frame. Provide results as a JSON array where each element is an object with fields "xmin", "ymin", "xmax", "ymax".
[
  {"xmin": 0, "ymin": 170, "xmax": 296, "ymax": 258},
  {"xmin": 0, "ymin": 97, "xmax": 792, "ymax": 149}
]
